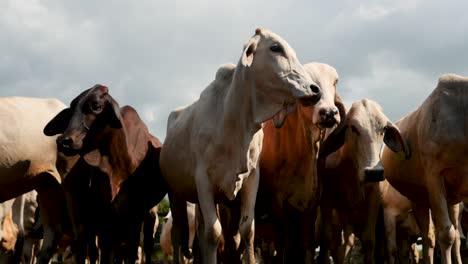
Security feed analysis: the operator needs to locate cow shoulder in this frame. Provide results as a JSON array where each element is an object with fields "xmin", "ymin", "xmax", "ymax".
[{"xmin": 423, "ymin": 74, "xmax": 468, "ymax": 144}]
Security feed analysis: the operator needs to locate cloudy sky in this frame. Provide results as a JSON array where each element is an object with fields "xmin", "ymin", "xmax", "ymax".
[{"xmin": 1, "ymin": 0, "xmax": 467, "ymax": 139}]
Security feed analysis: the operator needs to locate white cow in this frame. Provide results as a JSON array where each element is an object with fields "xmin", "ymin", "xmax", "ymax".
[
  {"xmin": 0, "ymin": 97, "xmax": 69, "ymax": 264},
  {"xmin": 160, "ymin": 204, "xmax": 196, "ymax": 264},
  {"xmin": 160, "ymin": 28, "xmax": 321, "ymax": 264},
  {"xmin": 0, "ymin": 199, "xmax": 17, "ymax": 259}
]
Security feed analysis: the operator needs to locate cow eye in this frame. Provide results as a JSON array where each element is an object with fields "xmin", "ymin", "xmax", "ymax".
[
  {"xmin": 270, "ymin": 44, "xmax": 283, "ymax": 53},
  {"xmin": 90, "ymin": 102, "xmax": 102, "ymax": 113}
]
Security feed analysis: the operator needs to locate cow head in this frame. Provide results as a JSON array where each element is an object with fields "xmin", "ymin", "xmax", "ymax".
[
  {"xmin": 240, "ymin": 28, "xmax": 322, "ymax": 127},
  {"xmin": 299, "ymin": 63, "xmax": 345, "ymax": 130},
  {"xmin": 44, "ymin": 84, "xmax": 122, "ymax": 156},
  {"xmin": 347, "ymin": 99, "xmax": 410, "ymax": 182},
  {"xmin": 321, "ymin": 99, "xmax": 410, "ymax": 182}
]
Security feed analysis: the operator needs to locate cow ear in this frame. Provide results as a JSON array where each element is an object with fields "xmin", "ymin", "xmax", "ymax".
[
  {"xmin": 334, "ymin": 94, "xmax": 347, "ymax": 126},
  {"xmin": 105, "ymin": 99, "xmax": 122, "ymax": 129},
  {"xmin": 83, "ymin": 149, "xmax": 102, "ymax": 167},
  {"xmin": 241, "ymin": 36, "xmax": 259, "ymax": 67},
  {"xmin": 43, "ymin": 108, "xmax": 72, "ymax": 136},
  {"xmin": 384, "ymin": 121, "xmax": 411, "ymax": 159},
  {"xmin": 319, "ymin": 121, "xmax": 347, "ymax": 159}
]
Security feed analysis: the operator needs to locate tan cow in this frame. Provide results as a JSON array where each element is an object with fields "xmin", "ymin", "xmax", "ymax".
[
  {"xmin": 137, "ymin": 205, "xmax": 160, "ymax": 264},
  {"xmin": 256, "ymin": 62, "xmax": 345, "ymax": 263},
  {"xmin": 160, "ymin": 28, "xmax": 322, "ymax": 264},
  {"xmin": 0, "ymin": 191, "xmax": 42, "ymax": 264},
  {"xmin": 160, "ymin": 204, "xmax": 196, "ymax": 264},
  {"xmin": 318, "ymin": 99, "xmax": 409, "ymax": 264},
  {"xmin": 0, "ymin": 200, "xmax": 18, "ymax": 256},
  {"xmin": 0, "ymin": 97, "xmax": 70, "ymax": 264},
  {"xmin": 382, "ymin": 74, "xmax": 468, "ymax": 264}
]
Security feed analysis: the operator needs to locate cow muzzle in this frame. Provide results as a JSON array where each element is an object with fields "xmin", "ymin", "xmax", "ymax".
[
  {"xmin": 318, "ymin": 108, "xmax": 339, "ymax": 128},
  {"xmin": 56, "ymin": 135, "xmax": 80, "ymax": 156},
  {"xmin": 364, "ymin": 164, "xmax": 385, "ymax": 182}
]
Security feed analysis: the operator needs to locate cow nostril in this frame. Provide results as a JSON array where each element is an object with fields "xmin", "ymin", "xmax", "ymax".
[
  {"xmin": 310, "ymin": 84, "xmax": 320, "ymax": 94},
  {"xmin": 319, "ymin": 109, "xmax": 328, "ymax": 117},
  {"xmin": 57, "ymin": 136, "xmax": 73, "ymax": 148},
  {"xmin": 319, "ymin": 109, "xmax": 335, "ymax": 119}
]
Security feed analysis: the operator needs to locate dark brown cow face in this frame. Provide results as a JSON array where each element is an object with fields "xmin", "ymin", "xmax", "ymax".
[{"xmin": 44, "ymin": 84, "xmax": 122, "ymax": 156}]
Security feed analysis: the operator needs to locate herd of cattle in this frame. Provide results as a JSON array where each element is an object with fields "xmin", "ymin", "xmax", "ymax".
[{"xmin": 0, "ymin": 28, "xmax": 467, "ymax": 264}]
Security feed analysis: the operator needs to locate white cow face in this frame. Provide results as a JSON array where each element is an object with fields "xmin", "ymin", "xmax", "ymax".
[
  {"xmin": 240, "ymin": 28, "xmax": 322, "ymax": 127},
  {"xmin": 304, "ymin": 63, "xmax": 342, "ymax": 129},
  {"xmin": 344, "ymin": 99, "xmax": 408, "ymax": 182}
]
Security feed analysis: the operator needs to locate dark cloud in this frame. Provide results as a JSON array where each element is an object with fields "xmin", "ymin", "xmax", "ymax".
[{"xmin": 1, "ymin": 0, "xmax": 467, "ymax": 138}]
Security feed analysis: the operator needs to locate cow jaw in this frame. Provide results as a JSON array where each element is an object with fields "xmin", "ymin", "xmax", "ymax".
[{"xmin": 272, "ymin": 101, "xmax": 296, "ymax": 128}]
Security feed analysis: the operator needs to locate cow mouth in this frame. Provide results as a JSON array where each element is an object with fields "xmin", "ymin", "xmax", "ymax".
[
  {"xmin": 317, "ymin": 120, "xmax": 338, "ymax": 130},
  {"xmin": 272, "ymin": 100, "xmax": 296, "ymax": 128},
  {"xmin": 57, "ymin": 145, "xmax": 80, "ymax": 156}
]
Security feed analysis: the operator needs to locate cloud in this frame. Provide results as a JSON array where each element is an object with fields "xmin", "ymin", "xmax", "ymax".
[{"xmin": 1, "ymin": 0, "xmax": 467, "ymax": 139}]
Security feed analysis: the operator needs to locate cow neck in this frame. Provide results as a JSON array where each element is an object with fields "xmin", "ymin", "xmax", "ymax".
[
  {"xmin": 90, "ymin": 124, "xmax": 143, "ymax": 199},
  {"xmin": 104, "ymin": 125, "xmax": 139, "ymax": 176},
  {"xmin": 221, "ymin": 68, "xmax": 262, "ymax": 174},
  {"xmin": 338, "ymin": 145, "xmax": 364, "ymax": 204},
  {"xmin": 279, "ymin": 109, "xmax": 323, "ymax": 158}
]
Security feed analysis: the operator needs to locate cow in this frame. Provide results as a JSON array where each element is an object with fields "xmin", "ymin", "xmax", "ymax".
[
  {"xmin": 317, "ymin": 99, "xmax": 410, "ymax": 264},
  {"xmin": 44, "ymin": 85, "xmax": 168, "ymax": 263},
  {"xmin": 0, "ymin": 97, "xmax": 71, "ymax": 264},
  {"xmin": 137, "ymin": 205, "xmax": 160, "ymax": 264},
  {"xmin": 380, "ymin": 179, "xmax": 425, "ymax": 264},
  {"xmin": 12, "ymin": 191, "xmax": 42, "ymax": 264},
  {"xmin": 159, "ymin": 28, "xmax": 322, "ymax": 264},
  {"xmin": 160, "ymin": 204, "xmax": 196, "ymax": 264},
  {"xmin": 381, "ymin": 74, "xmax": 468, "ymax": 264},
  {"xmin": 0, "ymin": 200, "xmax": 18, "ymax": 262},
  {"xmin": 256, "ymin": 62, "xmax": 345, "ymax": 263}
]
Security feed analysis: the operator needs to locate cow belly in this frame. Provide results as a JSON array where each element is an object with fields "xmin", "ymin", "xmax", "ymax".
[
  {"xmin": 0, "ymin": 160, "xmax": 31, "ymax": 186},
  {"xmin": 443, "ymin": 166, "xmax": 468, "ymax": 202},
  {"xmin": 387, "ymin": 180, "xmax": 429, "ymax": 206}
]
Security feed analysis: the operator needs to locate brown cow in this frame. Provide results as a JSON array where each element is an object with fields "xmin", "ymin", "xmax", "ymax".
[
  {"xmin": 318, "ymin": 99, "xmax": 409, "ymax": 264},
  {"xmin": 257, "ymin": 62, "xmax": 345, "ymax": 263},
  {"xmin": 44, "ymin": 85, "xmax": 168, "ymax": 263},
  {"xmin": 382, "ymin": 74, "xmax": 468, "ymax": 264}
]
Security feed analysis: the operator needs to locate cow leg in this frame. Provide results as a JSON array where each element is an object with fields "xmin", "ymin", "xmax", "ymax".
[
  {"xmin": 413, "ymin": 204, "xmax": 435, "ymax": 264},
  {"xmin": 283, "ymin": 205, "xmax": 317, "ymax": 264},
  {"xmin": 448, "ymin": 203, "xmax": 462, "ymax": 264},
  {"xmin": 341, "ymin": 228, "xmax": 355, "ymax": 263},
  {"xmin": 219, "ymin": 202, "xmax": 242, "ymax": 264},
  {"xmin": 143, "ymin": 210, "xmax": 157, "ymax": 264},
  {"xmin": 238, "ymin": 168, "xmax": 259, "ymax": 264},
  {"xmin": 360, "ymin": 192, "xmax": 380, "ymax": 264},
  {"xmin": 384, "ymin": 211, "xmax": 398, "ymax": 264},
  {"xmin": 427, "ymin": 177, "xmax": 456, "ymax": 264},
  {"xmin": 397, "ymin": 229, "xmax": 411, "ymax": 264},
  {"xmin": 410, "ymin": 240, "xmax": 419, "ymax": 264},
  {"xmin": 195, "ymin": 179, "xmax": 222, "ymax": 264},
  {"xmin": 87, "ymin": 234, "xmax": 99, "ymax": 264},
  {"xmin": 168, "ymin": 191, "xmax": 191, "ymax": 264},
  {"xmin": 35, "ymin": 174, "xmax": 65, "ymax": 264},
  {"xmin": 317, "ymin": 205, "xmax": 333, "ymax": 264}
]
